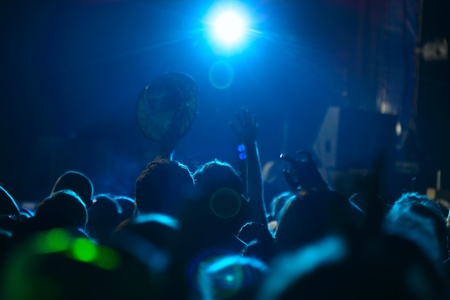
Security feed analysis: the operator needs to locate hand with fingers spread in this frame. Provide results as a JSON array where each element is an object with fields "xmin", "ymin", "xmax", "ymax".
[{"xmin": 280, "ymin": 151, "xmax": 328, "ymax": 192}]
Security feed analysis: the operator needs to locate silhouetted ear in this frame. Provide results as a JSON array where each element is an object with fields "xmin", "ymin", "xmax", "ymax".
[{"xmin": 0, "ymin": 186, "xmax": 21, "ymax": 221}]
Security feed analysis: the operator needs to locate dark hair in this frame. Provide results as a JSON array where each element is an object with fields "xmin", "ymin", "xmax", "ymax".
[
  {"xmin": 385, "ymin": 192, "xmax": 448, "ymax": 264},
  {"xmin": 184, "ymin": 160, "xmax": 250, "ymax": 234},
  {"xmin": 275, "ymin": 189, "xmax": 356, "ymax": 252},
  {"xmin": 134, "ymin": 157, "xmax": 195, "ymax": 217},
  {"xmin": 36, "ymin": 190, "xmax": 88, "ymax": 230},
  {"xmin": 193, "ymin": 159, "xmax": 244, "ymax": 198}
]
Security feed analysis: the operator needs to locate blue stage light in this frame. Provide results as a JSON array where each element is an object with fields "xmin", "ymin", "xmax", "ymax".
[
  {"xmin": 205, "ymin": 2, "xmax": 252, "ymax": 54},
  {"xmin": 237, "ymin": 144, "xmax": 245, "ymax": 152},
  {"xmin": 211, "ymin": 11, "xmax": 247, "ymax": 46}
]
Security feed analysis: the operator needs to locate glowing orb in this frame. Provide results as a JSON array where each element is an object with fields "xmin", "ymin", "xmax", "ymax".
[
  {"xmin": 212, "ymin": 11, "xmax": 247, "ymax": 45},
  {"xmin": 205, "ymin": 2, "xmax": 252, "ymax": 53}
]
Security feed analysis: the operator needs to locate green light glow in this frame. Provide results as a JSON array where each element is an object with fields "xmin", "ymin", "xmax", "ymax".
[
  {"xmin": 34, "ymin": 228, "xmax": 71, "ymax": 253},
  {"xmin": 72, "ymin": 238, "xmax": 97, "ymax": 262}
]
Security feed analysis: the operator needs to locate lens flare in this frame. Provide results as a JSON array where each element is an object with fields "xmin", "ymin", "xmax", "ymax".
[
  {"xmin": 209, "ymin": 60, "xmax": 234, "ymax": 89},
  {"xmin": 209, "ymin": 188, "xmax": 242, "ymax": 219}
]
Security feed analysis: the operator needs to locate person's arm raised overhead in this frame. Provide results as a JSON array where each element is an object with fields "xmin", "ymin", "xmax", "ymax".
[{"xmin": 231, "ymin": 108, "xmax": 267, "ymax": 226}]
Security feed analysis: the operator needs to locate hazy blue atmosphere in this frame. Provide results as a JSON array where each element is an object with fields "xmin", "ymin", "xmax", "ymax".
[{"xmin": 1, "ymin": 0, "xmax": 449, "ymax": 204}]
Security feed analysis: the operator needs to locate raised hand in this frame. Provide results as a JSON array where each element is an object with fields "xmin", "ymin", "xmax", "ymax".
[
  {"xmin": 230, "ymin": 108, "xmax": 258, "ymax": 144},
  {"xmin": 280, "ymin": 151, "xmax": 328, "ymax": 192}
]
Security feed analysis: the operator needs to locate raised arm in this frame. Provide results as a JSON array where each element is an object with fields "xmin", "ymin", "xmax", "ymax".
[{"xmin": 231, "ymin": 108, "xmax": 267, "ymax": 226}]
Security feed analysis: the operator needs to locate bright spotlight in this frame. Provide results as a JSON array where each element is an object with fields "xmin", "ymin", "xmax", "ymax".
[
  {"xmin": 212, "ymin": 11, "xmax": 247, "ymax": 45},
  {"xmin": 205, "ymin": 2, "xmax": 251, "ymax": 53}
]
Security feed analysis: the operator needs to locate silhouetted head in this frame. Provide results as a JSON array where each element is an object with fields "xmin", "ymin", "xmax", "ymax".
[
  {"xmin": 182, "ymin": 160, "xmax": 250, "ymax": 235},
  {"xmin": 87, "ymin": 194, "xmax": 122, "ymax": 243},
  {"xmin": 193, "ymin": 160, "xmax": 244, "ymax": 199},
  {"xmin": 384, "ymin": 192, "xmax": 448, "ymax": 264},
  {"xmin": 115, "ymin": 213, "xmax": 180, "ymax": 252},
  {"xmin": 275, "ymin": 189, "xmax": 358, "ymax": 253},
  {"xmin": 35, "ymin": 190, "xmax": 88, "ymax": 230},
  {"xmin": 51, "ymin": 171, "xmax": 94, "ymax": 209},
  {"xmin": 111, "ymin": 213, "xmax": 188, "ymax": 299},
  {"xmin": 194, "ymin": 159, "xmax": 244, "ymax": 195},
  {"xmin": 134, "ymin": 157, "xmax": 195, "ymax": 217}
]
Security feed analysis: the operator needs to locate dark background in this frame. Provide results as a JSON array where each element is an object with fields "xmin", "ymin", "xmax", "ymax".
[{"xmin": 0, "ymin": 0, "xmax": 448, "ymax": 205}]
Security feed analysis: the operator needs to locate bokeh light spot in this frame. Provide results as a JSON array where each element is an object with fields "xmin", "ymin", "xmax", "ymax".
[
  {"xmin": 208, "ymin": 262, "xmax": 245, "ymax": 299},
  {"xmin": 210, "ymin": 188, "xmax": 241, "ymax": 219},
  {"xmin": 209, "ymin": 60, "xmax": 234, "ymax": 89},
  {"xmin": 188, "ymin": 249, "xmax": 235, "ymax": 294},
  {"xmin": 34, "ymin": 228, "xmax": 71, "ymax": 253},
  {"xmin": 95, "ymin": 246, "xmax": 120, "ymax": 270},
  {"xmin": 218, "ymin": 266, "xmax": 243, "ymax": 290},
  {"xmin": 72, "ymin": 238, "xmax": 97, "ymax": 262}
]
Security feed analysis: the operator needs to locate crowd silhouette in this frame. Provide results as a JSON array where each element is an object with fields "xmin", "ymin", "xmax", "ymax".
[{"xmin": 1, "ymin": 108, "xmax": 449, "ymax": 300}]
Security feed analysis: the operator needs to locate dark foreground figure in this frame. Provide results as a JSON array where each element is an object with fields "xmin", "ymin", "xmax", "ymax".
[{"xmin": 0, "ymin": 109, "xmax": 449, "ymax": 300}]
